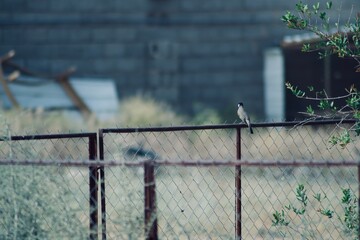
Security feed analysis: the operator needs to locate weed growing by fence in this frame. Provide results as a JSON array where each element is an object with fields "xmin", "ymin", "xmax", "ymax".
[
  {"xmin": 0, "ymin": 165, "xmax": 88, "ymax": 239},
  {"xmin": 0, "ymin": 114, "xmax": 89, "ymax": 239},
  {"xmin": 272, "ymin": 184, "xmax": 359, "ymax": 239}
]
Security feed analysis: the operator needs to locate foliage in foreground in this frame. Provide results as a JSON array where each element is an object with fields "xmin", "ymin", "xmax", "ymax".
[
  {"xmin": 0, "ymin": 114, "xmax": 88, "ymax": 239},
  {"xmin": 0, "ymin": 95, "xmax": 222, "ymax": 239},
  {"xmin": 281, "ymin": 1, "xmax": 360, "ymax": 61},
  {"xmin": 0, "ymin": 166, "xmax": 88, "ymax": 239},
  {"xmin": 272, "ymin": 184, "xmax": 358, "ymax": 239},
  {"xmin": 282, "ymin": 1, "xmax": 360, "ymax": 147}
]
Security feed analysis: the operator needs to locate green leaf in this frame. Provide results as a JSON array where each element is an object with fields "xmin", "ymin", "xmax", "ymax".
[
  {"xmin": 306, "ymin": 105, "xmax": 315, "ymax": 115},
  {"xmin": 295, "ymin": 184, "xmax": 308, "ymax": 206},
  {"xmin": 340, "ymin": 188, "xmax": 358, "ymax": 233},
  {"xmin": 296, "ymin": 2, "xmax": 308, "ymax": 13},
  {"xmin": 342, "ymin": 189, "xmax": 352, "ymax": 204},
  {"xmin": 272, "ymin": 210, "xmax": 290, "ymax": 226},
  {"xmin": 302, "ymin": 43, "xmax": 311, "ymax": 52},
  {"xmin": 346, "ymin": 94, "xmax": 360, "ymax": 109},
  {"xmin": 281, "ymin": 12, "xmax": 305, "ymax": 29},
  {"xmin": 326, "ymin": 1, "xmax": 332, "ymax": 9},
  {"xmin": 314, "ymin": 193, "xmax": 322, "ymax": 202},
  {"xmin": 285, "ymin": 82, "xmax": 306, "ymax": 97},
  {"xmin": 313, "ymin": 3, "xmax": 320, "ymax": 13},
  {"xmin": 318, "ymin": 99, "xmax": 331, "ymax": 110},
  {"xmin": 319, "ymin": 209, "xmax": 334, "ymax": 218},
  {"xmin": 293, "ymin": 207, "xmax": 306, "ymax": 215},
  {"xmin": 320, "ymin": 12, "xmax": 327, "ymax": 20},
  {"xmin": 339, "ymin": 130, "xmax": 351, "ymax": 148},
  {"xmin": 329, "ymin": 135, "xmax": 338, "ymax": 146},
  {"xmin": 353, "ymin": 112, "xmax": 360, "ymax": 119},
  {"xmin": 330, "ymin": 101, "xmax": 336, "ymax": 111},
  {"xmin": 354, "ymin": 121, "xmax": 360, "ymax": 136}
]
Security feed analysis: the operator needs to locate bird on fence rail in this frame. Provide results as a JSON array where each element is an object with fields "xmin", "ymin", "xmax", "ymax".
[{"xmin": 237, "ymin": 102, "xmax": 254, "ymax": 134}]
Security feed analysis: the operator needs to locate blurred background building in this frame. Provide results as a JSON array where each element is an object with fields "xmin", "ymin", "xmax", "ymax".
[{"xmin": 0, "ymin": 0, "xmax": 358, "ymax": 121}]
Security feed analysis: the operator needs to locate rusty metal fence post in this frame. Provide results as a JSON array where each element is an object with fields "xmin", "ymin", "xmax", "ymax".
[
  {"xmin": 144, "ymin": 160, "xmax": 158, "ymax": 240},
  {"xmin": 89, "ymin": 133, "xmax": 98, "ymax": 240},
  {"xmin": 3, "ymin": 132, "xmax": 100, "ymax": 239},
  {"xmin": 98, "ymin": 130, "xmax": 107, "ymax": 240},
  {"xmin": 235, "ymin": 126, "xmax": 242, "ymax": 240},
  {"xmin": 98, "ymin": 120, "xmax": 359, "ymax": 239}
]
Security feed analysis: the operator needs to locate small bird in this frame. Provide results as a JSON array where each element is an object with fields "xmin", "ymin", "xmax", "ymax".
[{"xmin": 237, "ymin": 102, "xmax": 253, "ymax": 134}]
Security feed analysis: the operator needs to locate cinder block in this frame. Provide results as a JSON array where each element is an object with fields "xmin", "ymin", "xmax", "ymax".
[
  {"xmin": 92, "ymin": 27, "xmax": 139, "ymax": 43},
  {"xmin": 47, "ymin": 27, "xmax": 92, "ymax": 43},
  {"xmin": 179, "ymin": 0, "xmax": 243, "ymax": 11},
  {"xmin": 104, "ymin": 43, "xmax": 145, "ymax": 58},
  {"xmin": 0, "ymin": 0, "xmax": 27, "ymax": 11},
  {"xmin": 2, "ymin": 28, "xmax": 28, "ymax": 44},
  {"xmin": 25, "ymin": 28, "xmax": 49, "ymax": 43},
  {"xmin": 182, "ymin": 56, "xmax": 259, "ymax": 72}
]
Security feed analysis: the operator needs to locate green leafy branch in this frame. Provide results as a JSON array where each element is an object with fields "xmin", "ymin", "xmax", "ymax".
[
  {"xmin": 340, "ymin": 188, "xmax": 359, "ymax": 237},
  {"xmin": 281, "ymin": 1, "xmax": 360, "ymax": 66},
  {"xmin": 285, "ymin": 82, "xmax": 357, "ymax": 114},
  {"xmin": 272, "ymin": 184, "xmax": 332, "ymax": 239},
  {"xmin": 286, "ymin": 81, "xmax": 360, "ymax": 147},
  {"xmin": 272, "ymin": 184, "xmax": 358, "ymax": 239}
]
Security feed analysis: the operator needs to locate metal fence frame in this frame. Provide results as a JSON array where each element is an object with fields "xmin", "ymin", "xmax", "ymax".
[
  {"xmin": 0, "ymin": 132, "xmax": 98, "ymax": 240},
  {"xmin": 1, "ymin": 119, "xmax": 358, "ymax": 239},
  {"xmin": 98, "ymin": 119, "xmax": 359, "ymax": 240}
]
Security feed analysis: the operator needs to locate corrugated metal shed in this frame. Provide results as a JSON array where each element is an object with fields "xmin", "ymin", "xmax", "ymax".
[{"xmin": 0, "ymin": 76, "xmax": 118, "ymax": 120}]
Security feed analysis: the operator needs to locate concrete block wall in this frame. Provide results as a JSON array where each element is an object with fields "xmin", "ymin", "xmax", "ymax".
[{"xmin": 0, "ymin": 0, "xmax": 358, "ymax": 120}]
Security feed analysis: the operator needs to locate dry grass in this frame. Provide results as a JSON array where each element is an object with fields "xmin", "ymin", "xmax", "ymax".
[
  {"xmin": 102, "ymin": 165, "xmax": 357, "ymax": 239},
  {"xmin": 0, "ymin": 94, "xmax": 222, "ymax": 135},
  {"xmin": 1, "ymin": 96, "xmax": 359, "ymax": 239},
  {"xmin": 102, "ymin": 124, "xmax": 360, "ymax": 239}
]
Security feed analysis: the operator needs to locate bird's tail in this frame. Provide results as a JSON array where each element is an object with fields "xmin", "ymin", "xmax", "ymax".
[{"xmin": 249, "ymin": 125, "xmax": 254, "ymax": 134}]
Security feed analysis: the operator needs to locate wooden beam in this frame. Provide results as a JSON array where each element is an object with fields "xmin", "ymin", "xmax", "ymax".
[
  {"xmin": 56, "ymin": 69, "xmax": 92, "ymax": 120},
  {"xmin": 2, "ymin": 52, "xmax": 93, "ymax": 120},
  {"xmin": 0, "ymin": 51, "xmax": 20, "ymax": 109}
]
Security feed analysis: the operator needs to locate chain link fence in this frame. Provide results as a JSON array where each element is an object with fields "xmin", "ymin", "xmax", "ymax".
[
  {"xmin": 99, "ymin": 120, "xmax": 360, "ymax": 240},
  {"xmin": 0, "ymin": 133, "xmax": 98, "ymax": 240},
  {"xmin": 0, "ymin": 120, "xmax": 359, "ymax": 239}
]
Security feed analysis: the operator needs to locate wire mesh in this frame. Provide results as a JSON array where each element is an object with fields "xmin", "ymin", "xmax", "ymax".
[
  {"xmin": 0, "ymin": 133, "xmax": 96, "ymax": 240},
  {"xmin": 100, "ymin": 122, "xmax": 360, "ymax": 239},
  {"xmin": 1, "ymin": 121, "xmax": 359, "ymax": 239}
]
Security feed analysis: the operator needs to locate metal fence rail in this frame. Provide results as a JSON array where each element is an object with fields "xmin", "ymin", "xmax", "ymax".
[
  {"xmin": 98, "ymin": 119, "xmax": 360, "ymax": 240},
  {"xmin": 0, "ymin": 132, "xmax": 98, "ymax": 240},
  {"xmin": 0, "ymin": 120, "xmax": 359, "ymax": 239}
]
